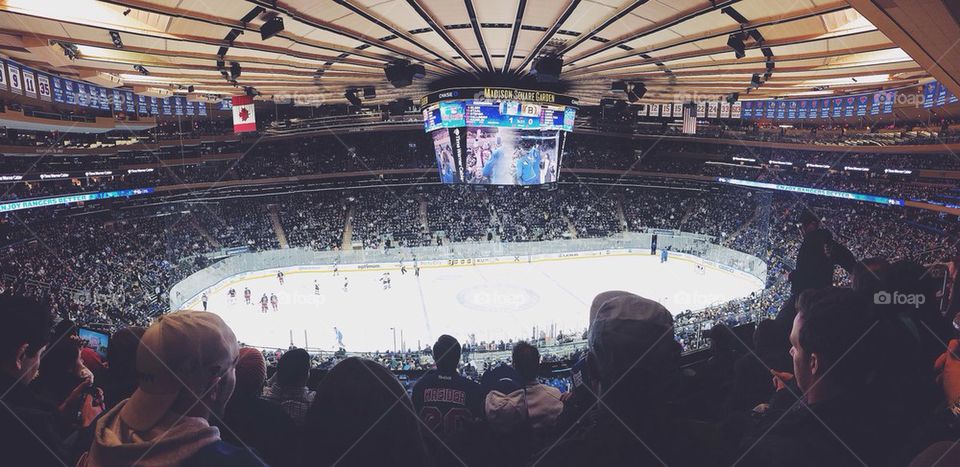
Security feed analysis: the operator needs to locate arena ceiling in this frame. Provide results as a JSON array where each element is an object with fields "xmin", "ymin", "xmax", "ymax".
[{"xmin": 0, "ymin": 0, "xmax": 948, "ymax": 106}]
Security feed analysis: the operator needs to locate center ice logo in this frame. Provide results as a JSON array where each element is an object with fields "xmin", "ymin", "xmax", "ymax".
[{"xmin": 457, "ymin": 284, "xmax": 540, "ymax": 312}]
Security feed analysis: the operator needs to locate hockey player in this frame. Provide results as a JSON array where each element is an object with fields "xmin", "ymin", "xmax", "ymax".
[
  {"xmin": 314, "ymin": 279, "xmax": 321, "ymax": 295},
  {"xmin": 260, "ymin": 293, "xmax": 269, "ymax": 313},
  {"xmin": 343, "ymin": 276, "xmax": 349, "ymax": 292},
  {"xmin": 201, "ymin": 293, "xmax": 208, "ymax": 311},
  {"xmin": 270, "ymin": 293, "xmax": 279, "ymax": 312},
  {"xmin": 277, "ymin": 271, "xmax": 285, "ymax": 285},
  {"xmin": 227, "ymin": 288, "xmax": 237, "ymax": 304},
  {"xmin": 244, "ymin": 287, "xmax": 252, "ymax": 305}
]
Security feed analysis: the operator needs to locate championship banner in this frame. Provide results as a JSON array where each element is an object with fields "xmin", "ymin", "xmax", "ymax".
[
  {"xmin": 112, "ymin": 89, "xmax": 123, "ymax": 112},
  {"xmin": 922, "ymin": 82, "xmax": 937, "ymax": 108},
  {"xmin": 138, "ymin": 95, "xmax": 149, "ymax": 115},
  {"xmin": 37, "ymin": 74, "xmax": 51, "ymax": 101},
  {"xmin": 52, "ymin": 77, "xmax": 64, "ymax": 103},
  {"xmin": 0, "ymin": 61, "xmax": 7, "ymax": 91},
  {"xmin": 124, "ymin": 91, "xmax": 136, "ymax": 113},
  {"xmin": 173, "ymin": 96, "xmax": 184, "ymax": 116},
  {"xmin": 99, "ymin": 87, "xmax": 110, "ymax": 111},
  {"xmin": 63, "ymin": 80, "xmax": 76, "ymax": 105},
  {"xmin": 77, "ymin": 83, "xmax": 89, "ymax": 106},
  {"xmin": 730, "ymin": 101, "xmax": 741, "ymax": 119},
  {"xmin": 7, "ymin": 63, "xmax": 22, "ymax": 94},
  {"xmin": 232, "ymin": 95, "xmax": 257, "ymax": 132}
]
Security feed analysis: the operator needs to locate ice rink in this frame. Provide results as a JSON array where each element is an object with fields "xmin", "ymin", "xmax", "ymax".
[{"xmin": 184, "ymin": 252, "xmax": 764, "ymax": 352}]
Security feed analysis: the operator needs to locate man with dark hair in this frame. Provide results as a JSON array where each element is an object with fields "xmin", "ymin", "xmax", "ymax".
[
  {"xmin": 411, "ymin": 335, "xmax": 483, "ymax": 463},
  {"xmin": 739, "ymin": 287, "xmax": 898, "ymax": 467},
  {"xmin": 261, "ymin": 347, "xmax": 315, "ymax": 426},
  {"xmin": 511, "ymin": 341, "xmax": 562, "ymax": 430},
  {"xmin": 0, "ymin": 294, "xmax": 68, "ymax": 466}
]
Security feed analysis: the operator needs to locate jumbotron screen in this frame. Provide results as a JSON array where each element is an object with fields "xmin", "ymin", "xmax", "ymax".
[{"xmin": 421, "ymin": 88, "xmax": 578, "ymax": 185}]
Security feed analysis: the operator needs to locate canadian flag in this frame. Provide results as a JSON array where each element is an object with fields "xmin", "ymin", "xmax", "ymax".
[{"xmin": 232, "ymin": 95, "xmax": 257, "ymax": 133}]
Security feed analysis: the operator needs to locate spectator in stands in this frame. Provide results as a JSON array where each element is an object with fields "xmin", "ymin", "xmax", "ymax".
[
  {"xmin": 511, "ymin": 341, "xmax": 563, "ymax": 430},
  {"xmin": 536, "ymin": 291, "xmax": 683, "ymax": 466},
  {"xmin": 787, "ymin": 209, "xmax": 835, "ymax": 297},
  {"xmin": 411, "ymin": 334, "xmax": 482, "ymax": 464},
  {"xmin": 0, "ymin": 295, "xmax": 68, "ymax": 466},
  {"xmin": 262, "ymin": 347, "xmax": 315, "ymax": 426},
  {"xmin": 83, "ymin": 311, "xmax": 264, "ymax": 466},
  {"xmin": 221, "ymin": 347, "xmax": 298, "ymax": 467},
  {"xmin": 31, "ymin": 333, "xmax": 103, "ymax": 432},
  {"xmin": 99, "ymin": 326, "xmax": 145, "ymax": 410},
  {"xmin": 302, "ymin": 357, "xmax": 429, "ymax": 467},
  {"xmin": 738, "ymin": 287, "xmax": 892, "ymax": 467}
]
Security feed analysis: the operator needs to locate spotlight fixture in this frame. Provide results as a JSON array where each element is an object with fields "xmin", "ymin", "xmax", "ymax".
[
  {"xmin": 750, "ymin": 73, "xmax": 761, "ymax": 88},
  {"xmin": 726, "ymin": 92, "xmax": 739, "ymax": 104},
  {"xmin": 531, "ymin": 55, "xmax": 563, "ymax": 83},
  {"xmin": 344, "ymin": 88, "xmax": 362, "ymax": 107},
  {"xmin": 53, "ymin": 41, "xmax": 80, "ymax": 60},
  {"xmin": 122, "ymin": 8, "xmax": 131, "ymax": 16},
  {"xmin": 109, "ymin": 30, "xmax": 123, "ymax": 49},
  {"xmin": 187, "ymin": 85, "xmax": 195, "ymax": 93},
  {"xmin": 629, "ymin": 82, "xmax": 647, "ymax": 100},
  {"xmin": 727, "ymin": 33, "xmax": 746, "ymax": 59},
  {"xmin": 611, "ymin": 81, "xmax": 627, "ymax": 92},
  {"xmin": 230, "ymin": 62, "xmax": 242, "ymax": 79},
  {"xmin": 260, "ymin": 15, "xmax": 285, "ymax": 41},
  {"xmin": 134, "ymin": 64, "xmax": 149, "ymax": 75}
]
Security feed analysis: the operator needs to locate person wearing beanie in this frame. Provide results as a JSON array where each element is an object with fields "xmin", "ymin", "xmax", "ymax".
[
  {"xmin": 261, "ymin": 347, "xmax": 315, "ymax": 426},
  {"xmin": 82, "ymin": 310, "xmax": 265, "ymax": 467},
  {"xmin": 535, "ymin": 291, "xmax": 684, "ymax": 467},
  {"xmin": 221, "ymin": 348, "xmax": 298, "ymax": 467}
]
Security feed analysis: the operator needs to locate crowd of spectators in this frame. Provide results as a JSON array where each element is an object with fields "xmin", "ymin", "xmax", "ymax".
[{"xmin": 4, "ymin": 241, "xmax": 960, "ymax": 466}]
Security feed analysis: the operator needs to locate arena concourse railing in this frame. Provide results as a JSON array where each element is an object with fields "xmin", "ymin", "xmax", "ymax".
[{"xmin": 168, "ymin": 232, "xmax": 769, "ymax": 353}]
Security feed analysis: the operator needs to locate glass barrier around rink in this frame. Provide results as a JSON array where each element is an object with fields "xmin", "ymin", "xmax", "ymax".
[{"xmin": 168, "ymin": 231, "xmax": 767, "ymax": 311}]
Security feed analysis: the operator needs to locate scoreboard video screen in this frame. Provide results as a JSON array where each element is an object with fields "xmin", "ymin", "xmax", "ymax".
[{"xmin": 422, "ymin": 88, "xmax": 577, "ymax": 185}]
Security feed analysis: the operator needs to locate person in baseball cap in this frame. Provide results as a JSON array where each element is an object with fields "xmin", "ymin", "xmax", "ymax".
[{"xmin": 83, "ymin": 311, "xmax": 264, "ymax": 467}]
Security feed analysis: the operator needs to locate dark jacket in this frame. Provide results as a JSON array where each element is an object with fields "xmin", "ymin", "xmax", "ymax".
[
  {"xmin": 739, "ymin": 391, "xmax": 898, "ymax": 467},
  {"xmin": 0, "ymin": 371, "xmax": 68, "ymax": 467},
  {"xmin": 221, "ymin": 393, "xmax": 298, "ymax": 467}
]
